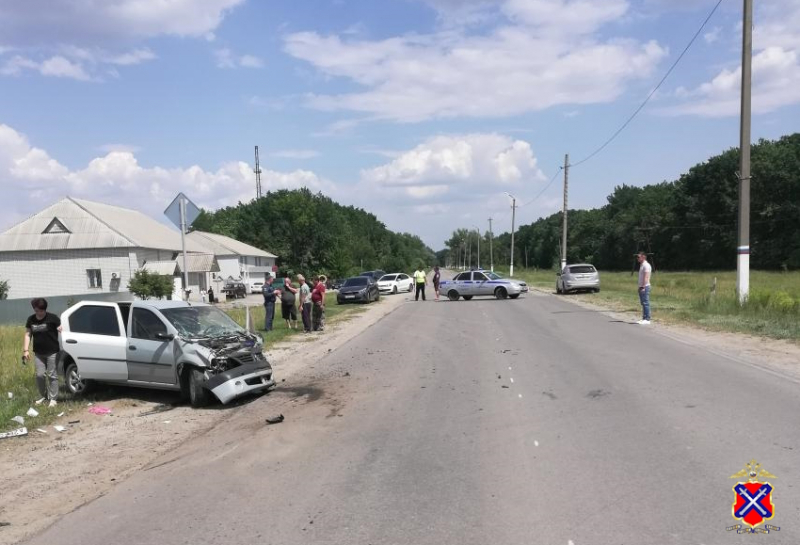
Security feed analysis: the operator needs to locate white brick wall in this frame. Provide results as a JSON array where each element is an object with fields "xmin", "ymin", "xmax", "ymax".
[{"xmin": 0, "ymin": 248, "xmax": 138, "ymax": 300}]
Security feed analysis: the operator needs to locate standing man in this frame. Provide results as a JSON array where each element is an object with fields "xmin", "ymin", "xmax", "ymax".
[
  {"xmin": 297, "ymin": 274, "xmax": 312, "ymax": 333},
  {"xmin": 413, "ymin": 265, "xmax": 427, "ymax": 301},
  {"xmin": 311, "ymin": 275, "xmax": 327, "ymax": 332},
  {"xmin": 636, "ymin": 251, "xmax": 652, "ymax": 325},
  {"xmin": 23, "ymin": 298, "xmax": 62, "ymax": 407},
  {"xmin": 262, "ymin": 276, "xmax": 279, "ymax": 331},
  {"xmin": 432, "ymin": 266, "xmax": 441, "ymax": 301}
]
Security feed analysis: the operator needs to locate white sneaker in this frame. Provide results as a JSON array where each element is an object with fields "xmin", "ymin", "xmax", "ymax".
[
  {"xmin": 48, "ymin": 399, "xmax": 57, "ymax": 408},
  {"xmin": 35, "ymin": 397, "xmax": 46, "ymax": 405},
  {"xmin": 637, "ymin": 319, "xmax": 651, "ymax": 325}
]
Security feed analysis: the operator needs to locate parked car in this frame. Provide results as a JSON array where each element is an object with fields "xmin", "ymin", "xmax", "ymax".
[
  {"xmin": 556, "ymin": 264, "xmax": 600, "ymax": 294},
  {"xmin": 249, "ymin": 280, "xmax": 264, "ymax": 294},
  {"xmin": 438, "ymin": 270, "xmax": 528, "ymax": 301},
  {"xmin": 328, "ymin": 278, "xmax": 344, "ymax": 290},
  {"xmin": 221, "ymin": 281, "xmax": 246, "ymax": 299},
  {"xmin": 377, "ymin": 273, "xmax": 413, "ymax": 294},
  {"xmin": 337, "ymin": 276, "xmax": 380, "ymax": 304},
  {"xmin": 359, "ymin": 270, "xmax": 387, "ymax": 282},
  {"xmin": 58, "ymin": 300, "xmax": 275, "ymax": 407}
]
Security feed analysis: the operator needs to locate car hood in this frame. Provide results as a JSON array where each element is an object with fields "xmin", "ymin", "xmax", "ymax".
[{"xmin": 339, "ymin": 285, "xmax": 368, "ymax": 293}]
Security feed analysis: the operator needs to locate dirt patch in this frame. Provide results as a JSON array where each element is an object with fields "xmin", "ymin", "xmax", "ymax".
[{"xmin": 0, "ymin": 291, "xmax": 412, "ymax": 545}]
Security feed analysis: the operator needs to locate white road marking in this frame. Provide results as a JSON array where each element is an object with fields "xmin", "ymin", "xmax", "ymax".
[
  {"xmin": 510, "ymin": 377, "xmax": 514, "ymax": 383},
  {"xmin": 508, "ymin": 366, "xmax": 512, "ymax": 370},
  {"xmin": 518, "ymin": 394, "xmax": 523, "ymax": 398},
  {"xmin": 534, "ymin": 440, "xmax": 539, "ymax": 447},
  {"xmin": 568, "ymin": 541, "xmax": 575, "ymax": 545}
]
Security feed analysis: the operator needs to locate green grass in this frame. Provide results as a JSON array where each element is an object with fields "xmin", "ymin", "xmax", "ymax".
[
  {"xmin": 509, "ymin": 268, "xmax": 800, "ymax": 341},
  {"xmin": 1, "ymin": 293, "xmax": 365, "ymax": 432}
]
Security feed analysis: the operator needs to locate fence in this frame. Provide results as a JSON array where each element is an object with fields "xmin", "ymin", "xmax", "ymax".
[{"xmin": 0, "ymin": 292, "xmax": 133, "ymax": 325}]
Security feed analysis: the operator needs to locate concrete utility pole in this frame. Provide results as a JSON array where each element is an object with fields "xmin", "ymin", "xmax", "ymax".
[
  {"xmin": 488, "ymin": 217, "xmax": 494, "ymax": 272},
  {"xmin": 561, "ymin": 153, "xmax": 569, "ymax": 271},
  {"xmin": 468, "ymin": 234, "xmax": 472, "ymax": 269},
  {"xmin": 179, "ymin": 195, "xmax": 189, "ymax": 300},
  {"xmin": 737, "ymin": 0, "xmax": 753, "ymax": 305},
  {"xmin": 473, "ymin": 225, "xmax": 481, "ymax": 270},
  {"xmin": 505, "ymin": 192, "xmax": 517, "ymax": 277}
]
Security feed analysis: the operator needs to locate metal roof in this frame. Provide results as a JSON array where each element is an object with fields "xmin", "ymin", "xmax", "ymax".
[
  {"xmin": 141, "ymin": 261, "xmax": 178, "ymax": 275},
  {"xmin": 187, "ymin": 231, "xmax": 277, "ymax": 258},
  {"xmin": 176, "ymin": 253, "xmax": 220, "ymax": 273},
  {"xmin": 0, "ymin": 197, "xmax": 208, "ymax": 253}
]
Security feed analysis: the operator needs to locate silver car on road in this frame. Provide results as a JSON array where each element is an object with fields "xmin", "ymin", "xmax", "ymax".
[
  {"xmin": 439, "ymin": 270, "xmax": 528, "ymax": 300},
  {"xmin": 556, "ymin": 263, "xmax": 600, "ymax": 294}
]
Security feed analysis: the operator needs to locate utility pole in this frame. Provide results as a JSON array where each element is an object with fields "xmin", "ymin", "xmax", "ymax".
[
  {"xmin": 473, "ymin": 225, "xmax": 481, "ymax": 270},
  {"xmin": 254, "ymin": 146, "xmax": 263, "ymax": 199},
  {"xmin": 468, "ymin": 233, "xmax": 472, "ymax": 269},
  {"xmin": 561, "ymin": 153, "xmax": 569, "ymax": 271},
  {"xmin": 506, "ymin": 193, "xmax": 517, "ymax": 277},
  {"xmin": 737, "ymin": 0, "xmax": 753, "ymax": 305},
  {"xmin": 488, "ymin": 217, "xmax": 494, "ymax": 272}
]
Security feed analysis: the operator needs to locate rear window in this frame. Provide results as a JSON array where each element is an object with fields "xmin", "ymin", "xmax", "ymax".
[
  {"xmin": 569, "ymin": 265, "xmax": 596, "ymax": 274},
  {"xmin": 69, "ymin": 305, "xmax": 120, "ymax": 336},
  {"xmin": 344, "ymin": 277, "xmax": 369, "ymax": 287}
]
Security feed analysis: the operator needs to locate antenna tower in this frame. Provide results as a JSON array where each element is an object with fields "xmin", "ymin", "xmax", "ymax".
[{"xmin": 254, "ymin": 145, "xmax": 263, "ymax": 199}]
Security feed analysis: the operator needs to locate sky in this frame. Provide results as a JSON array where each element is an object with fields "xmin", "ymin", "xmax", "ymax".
[{"xmin": 1, "ymin": 0, "xmax": 799, "ymax": 250}]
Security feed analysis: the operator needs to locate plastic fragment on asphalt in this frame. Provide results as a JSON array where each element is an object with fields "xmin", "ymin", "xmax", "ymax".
[
  {"xmin": 36, "ymin": 428, "xmax": 47, "ymax": 434},
  {"xmin": 163, "ymin": 421, "xmax": 171, "ymax": 424},
  {"xmin": 0, "ymin": 522, "xmax": 10, "ymax": 527},
  {"xmin": 265, "ymin": 414, "xmax": 285, "ymax": 424},
  {"xmin": 534, "ymin": 441, "xmax": 539, "ymax": 447},
  {"xmin": 88, "ymin": 406, "xmax": 112, "ymax": 415},
  {"xmin": 57, "ymin": 412, "xmax": 65, "ymax": 417},
  {"xmin": 53, "ymin": 425, "xmax": 66, "ymax": 432},
  {"xmin": 501, "ymin": 385, "xmax": 509, "ymax": 389},
  {"xmin": 0, "ymin": 427, "xmax": 27, "ymax": 439},
  {"xmin": 11, "ymin": 416, "xmax": 24, "ymax": 425},
  {"xmin": 68, "ymin": 420, "xmax": 80, "ymax": 424},
  {"xmin": 518, "ymin": 394, "xmax": 523, "ymax": 398},
  {"xmin": 510, "ymin": 378, "xmax": 514, "ymax": 383},
  {"xmin": 26, "ymin": 407, "xmax": 39, "ymax": 417}
]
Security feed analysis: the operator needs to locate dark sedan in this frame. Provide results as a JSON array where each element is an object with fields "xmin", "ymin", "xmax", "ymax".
[{"xmin": 337, "ymin": 276, "xmax": 380, "ymax": 304}]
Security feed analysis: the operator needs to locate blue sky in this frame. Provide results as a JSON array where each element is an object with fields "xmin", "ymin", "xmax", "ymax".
[{"xmin": 1, "ymin": 0, "xmax": 798, "ymax": 250}]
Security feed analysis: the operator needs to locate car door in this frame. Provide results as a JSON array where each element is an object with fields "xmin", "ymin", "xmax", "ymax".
[
  {"xmin": 127, "ymin": 307, "xmax": 177, "ymax": 384},
  {"xmin": 452, "ymin": 272, "xmax": 471, "ymax": 294},
  {"xmin": 471, "ymin": 271, "xmax": 492, "ymax": 295},
  {"xmin": 61, "ymin": 303, "xmax": 128, "ymax": 381},
  {"xmin": 399, "ymin": 274, "xmax": 412, "ymax": 291}
]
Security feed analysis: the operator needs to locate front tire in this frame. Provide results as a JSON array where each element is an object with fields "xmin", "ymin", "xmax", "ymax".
[
  {"xmin": 494, "ymin": 287, "xmax": 508, "ymax": 300},
  {"xmin": 65, "ymin": 361, "xmax": 93, "ymax": 396},
  {"xmin": 188, "ymin": 368, "xmax": 211, "ymax": 408},
  {"xmin": 393, "ymin": 286, "xmax": 398, "ymax": 294},
  {"xmin": 447, "ymin": 290, "xmax": 460, "ymax": 301}
]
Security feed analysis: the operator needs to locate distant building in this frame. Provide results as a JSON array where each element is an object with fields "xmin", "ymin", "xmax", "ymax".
[
  {"xmin": 0, "ymin": 197, "xmax": 215, "ymax": 300},
  {"xmin": 186, "ymin": 231, "xmax": 277, "ymax": 289}
]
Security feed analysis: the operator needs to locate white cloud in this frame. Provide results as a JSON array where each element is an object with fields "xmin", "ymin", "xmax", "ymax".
[
  {"xmin": 215, "ymin": 49, "xmax": 264, "ymax": 69},
  {"xmin": 1, "ymin": 54, "xmax": 93, "ymax": 80},
  {"xmin": 361, "ymin": 133, "xmax": 544, "ymax": 201},
  {"xmin": 0, "ymin": 123, "xmax": 334, "ymax": 230},
  {"xmin": 667, "ymin": 0, "xmax": 800, "ymax": 116},
  {"xmin": 283, "ymin": 0, "xmax": 666, "ymax": 122},
  {"xmin": 109, "ymin": 48, "xmax": 157, "ymax": 66},
  {"xmin": 703, "ymin": 26, "xmax": 721, "ymax": 44}
]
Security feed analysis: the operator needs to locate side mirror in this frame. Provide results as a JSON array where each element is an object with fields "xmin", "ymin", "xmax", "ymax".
[{"xmin": 156, "ymin": 332, "xmax": 175, "ymax": 341}]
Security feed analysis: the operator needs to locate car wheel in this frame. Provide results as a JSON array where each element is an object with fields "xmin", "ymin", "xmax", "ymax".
[
  {"xmin": 188, "ymin": 368, "xmax": 211, "ymax": 408},
  {"xmin": 494, "ymin": 287, "xmax": 508, "ymax": 300},
  {"xmin": 393, "ymin": 286, "xmax": 398, "ymax": 294},
  {"xmin": 447, "ymin": 290, "xmax": 460, "ymax": 301},
  {"xmin": 375, "ymin": 291, "xmax": 380, "ymax": 301},
  {"xmin": 593, "ymin": 288, "xmax": 600, "ymax": 293},
  {"xmin": 64, "ymin": 361, "xmax": 93, "ymax": 396},
  {"xmin": 462, "ymin": 295, "xmax": 473, "ymax": 301},
  {"xmin": 556, "ymin": 283, "xmax": 562, "ymax": 294},
  {"xmin": 408, "ymin": 283, "xmax": 413, "ymax": 292},
  {"xmin": 509, "ymin": 294, "xmax": 520, "ymax": 299}
]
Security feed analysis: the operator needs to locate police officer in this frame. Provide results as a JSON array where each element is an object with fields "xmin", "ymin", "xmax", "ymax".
[
  {"xmin": 262, "ymin": 276, "xmax": 279, "ymax": 331},
  {"xmin": 413, "ymin": 266, "xmax": 427, "ymax": 301}
]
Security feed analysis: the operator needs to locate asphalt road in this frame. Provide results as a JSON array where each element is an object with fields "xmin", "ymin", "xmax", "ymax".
[{"xmin": 24, "ymin": 290, "xmax": 800, "ymax": 545}]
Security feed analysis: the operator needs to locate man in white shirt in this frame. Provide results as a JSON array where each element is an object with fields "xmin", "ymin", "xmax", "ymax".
[{"xmin": 636, "ymin": 251, "xmax": 652, "ymax": 324}]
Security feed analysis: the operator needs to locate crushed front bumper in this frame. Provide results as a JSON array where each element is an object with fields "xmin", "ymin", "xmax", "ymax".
[{"xmin": 206, "ymin": 363, "xmax": 275, "ymax": 404}]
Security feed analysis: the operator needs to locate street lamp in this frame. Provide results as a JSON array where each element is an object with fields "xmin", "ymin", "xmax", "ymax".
[
  {"xmin": 472, "ymin": 225, "xmax": 481, "ymax": 270},
  {"xmin": 505, "ymin": 192, "xmax": 516, "ymax": 277}
]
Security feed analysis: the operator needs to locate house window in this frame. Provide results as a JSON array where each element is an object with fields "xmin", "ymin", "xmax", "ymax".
[{"xmin": 87, "ymin": 269, "xmax": 103, "ymax": 289}]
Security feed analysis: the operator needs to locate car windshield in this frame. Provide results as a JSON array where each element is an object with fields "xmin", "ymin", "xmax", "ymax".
[
  {"xmin": 161, "ymin": 305, "xmax": 244, "ymax": 338},
  {"xmin": 380, "ymin": 275, "xmax": 397, "ymax": 281},
  {"xmin": 344, "ymin": 277, "xmax": 369, "ymax": 287}
]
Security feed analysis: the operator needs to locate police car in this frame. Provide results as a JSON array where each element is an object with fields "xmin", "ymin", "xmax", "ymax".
[{"xmin": 438, "ymin": 270, "xmax": 528, "ymax": 301}]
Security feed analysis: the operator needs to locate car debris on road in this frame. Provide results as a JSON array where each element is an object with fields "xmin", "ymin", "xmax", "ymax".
[{"xmin": 265, "ymin": 414, "xmax": 285, "ymax": 424}]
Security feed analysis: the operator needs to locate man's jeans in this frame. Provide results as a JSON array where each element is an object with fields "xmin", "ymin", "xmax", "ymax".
[
  {"xmin": 639, "ymin": 286, "xmax": 651, "ymax": 320},
  {"xmin": 264, "ymin": 301, "xmax": 275, "ymax": 331}
]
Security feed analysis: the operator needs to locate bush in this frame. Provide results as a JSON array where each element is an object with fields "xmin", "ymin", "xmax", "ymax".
[{"xmin": 128, "ymin": 270, "xmax": 175, "ymax": 300}]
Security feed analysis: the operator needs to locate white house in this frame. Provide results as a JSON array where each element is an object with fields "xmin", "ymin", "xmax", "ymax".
[
  {"xmin": 0, "ymin": 197, "xmax": 215, "ymax": 300},
  {"xmin": 186, "ymin": 231, "xmax": 277, "ymax": 288}
]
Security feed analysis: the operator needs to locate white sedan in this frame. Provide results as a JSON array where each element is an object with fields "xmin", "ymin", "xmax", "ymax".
[{"xmin": 377, "ymin": 273, "xmax": 414, "ymax": 294}]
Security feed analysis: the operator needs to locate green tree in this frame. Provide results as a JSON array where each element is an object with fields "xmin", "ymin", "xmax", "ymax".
[
  {"xmin": 128, "ymin": 270, "xmax": 174, "ymax": 300},
  {"xmin": 0, "ymin": 279, "xmax": 9, "ymax": 300}
]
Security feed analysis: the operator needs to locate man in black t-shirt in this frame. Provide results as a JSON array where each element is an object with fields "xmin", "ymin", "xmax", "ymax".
[{"xmin": 23, "ymin": 298, "xmax": 62, "ymax": 407}]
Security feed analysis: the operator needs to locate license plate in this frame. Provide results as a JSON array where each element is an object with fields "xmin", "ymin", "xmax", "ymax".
[{"xmin": 345, "ymin": 295, "xmax": 355, "ymax": 299}]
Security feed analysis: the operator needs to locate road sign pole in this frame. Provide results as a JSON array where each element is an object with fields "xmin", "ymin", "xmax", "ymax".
[{"xmin": 180, "ymin": 196, "xmax": 189, "ymax": 300}]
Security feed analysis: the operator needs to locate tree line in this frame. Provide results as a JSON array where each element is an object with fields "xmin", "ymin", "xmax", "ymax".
[
  {"xmin": 443, "ymin": 133, "xmax": 800, "ymax": 271},
  {"xmin": 192, "ymin": 188, "xmax": 435, "ymax": 278}
]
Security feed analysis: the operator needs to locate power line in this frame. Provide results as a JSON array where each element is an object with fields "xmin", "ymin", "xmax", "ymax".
[
  {"xmin": 521, "ymin": 168, "xmax": 563, "ymax": 207},
  {"xmin": 570, "ymin": 0, "xmax": 726, "ymax": 169}
]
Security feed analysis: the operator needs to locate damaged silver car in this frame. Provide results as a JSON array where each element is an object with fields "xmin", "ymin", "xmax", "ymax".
[{"xmin": 59, "ymin": 300, "xmax": 275, "ymax": 407}]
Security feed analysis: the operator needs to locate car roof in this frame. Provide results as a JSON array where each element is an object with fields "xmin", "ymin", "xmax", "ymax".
[
  {"xmin": 567, "ymin": 263, "xmax": 596, "ymax": 267},
  {"xmin": 136, "ymin": 300, "xmax": 212, "ymax": 310}
]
